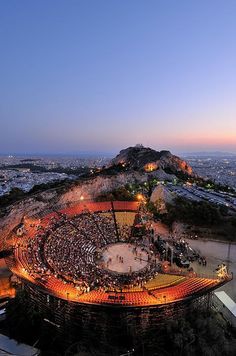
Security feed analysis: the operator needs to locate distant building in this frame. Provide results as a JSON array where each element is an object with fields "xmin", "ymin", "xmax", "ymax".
[{"xmin": 16, "ymin": 168, "xmax": 31, "ymax": 173}]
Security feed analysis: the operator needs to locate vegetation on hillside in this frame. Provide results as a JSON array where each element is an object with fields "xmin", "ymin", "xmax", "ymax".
[
  {"xmin": 187, "ymin": 177, "xmax": 236, "ymax": 194},
  {"xmin": 0, "ymin": 163, "xmax": 91, "ymax": 176},
  {"xmin": 0, "ymin": 180, "xmax": 72, "ymax": 210},
  {"xmin": 95, "ymin": 186, "xmax": 135, "ymax": 201},
  {"xmin": 138, "ymin": 309, "xmax": 236, "ymax": 356},
  {"xmin": 0, "ymin": 188, "xmax": 26, "ymax": 209},
  {"xmin": 159, "ymin": 197, "xmax": 224, "ymax": 226},
  {"xmin": 163, "ymin": 167, "xmax": 190, "ymax": 182}
]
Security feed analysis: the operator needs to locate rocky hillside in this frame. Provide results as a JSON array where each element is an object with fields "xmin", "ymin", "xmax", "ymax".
[
  {"xmin": 0, "ymin": 172, "xmax": 146, "ymax": 246},
  {"xmin": 0, "ymin": 145, "xmax": 195, "ymax": 247},
  {"xmin": 150, "ymin": 184, "xmax": 175, "ymax": 213},
  {"xmin": 110, "ymin": 145, "xmax": 193, "ymax": 176}
]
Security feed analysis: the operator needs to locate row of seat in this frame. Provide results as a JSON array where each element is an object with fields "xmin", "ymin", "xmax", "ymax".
[
  {"xmin": 152, "ymin": 278, "xmax": 218, "ymax": 302},
  {"xmin": 58, "ymin": 201, "xmax": 139, "ymax": 217},
  {"xmin": 115, "ymin": 212, "xmax": 136, "ymax": 226},
  {"xmin": 145, "ymin": 274, "xmax": 186, "ymax": 291}
]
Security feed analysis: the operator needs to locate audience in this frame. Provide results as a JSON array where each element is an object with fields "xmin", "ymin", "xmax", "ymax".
[{"xmin": 24, "ymin": 210, "xmax": 159, "ymax": 291}]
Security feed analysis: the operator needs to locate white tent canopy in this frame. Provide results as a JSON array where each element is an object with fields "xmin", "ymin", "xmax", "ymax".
[{"xmin": 214, "ymin": 291, "xmax": 236, "ymax": 317}]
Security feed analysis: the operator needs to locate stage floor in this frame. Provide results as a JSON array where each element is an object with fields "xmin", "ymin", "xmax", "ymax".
[{"xmin": 101, "ymin": 243, "xmax": 149, "ymax": 274}]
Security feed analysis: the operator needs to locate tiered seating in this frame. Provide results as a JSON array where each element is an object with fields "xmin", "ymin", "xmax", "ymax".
[
  {"xmin": 152, "ymin": 278, "xmax": 218, "ymax": 302},
  {"xmin": 44, "ymin": 276, "xmax": 78, "ymax": 300},
  {"xmin": 78, "ymin": 290, "xmax": 158, "ymax": 306},
  {"xmin": 40, "ymin": 212, "xmax": 59, "ymax": 227},
  {"xmin": 115, "ymin": 212, "xmax": 136, "ymax": 226},
  {"xmin": 121, "ymin": 285, "xmax": 144, "ymax": 292},
  {"xmin": 78, "ymin": 290, "xmax": 107, "ymax": 303},
  {"xmin": 117, "ymin": 291, "xmax": 158, "ymax": 306},
  {"xmin": 58, "ymin": 202, "xmax": 113, "ymax": 217},
  {"xmin": 24, "ymin": 223, "xmax": 38, "ymax": 239},
  {"xmin": 113, "ymin": 201, "xmax": 139, "ymax": 211},
  {"xmin": 88, "ymin": 211, "xmax": 117, "ymax": 244},
  {"xmin": 9, "ymin": 201, "xmax": 223, "ymax": 307},
  {"xmin": 12, "ymin": 248, "xmax": 35, "ymax": 284},
  {"xmin": 85, "ymin": 201, "xmax": 112, "ymax": 212},
  {"xmin": 145, "ymin": 274, "xmax": 186, "ymax": 291},
  {"xmin": 99, "ymin": 212, "xmax": 112, "ymax": 218},
  {"xmin": 59, "ymin": 205, "xmax": 84, "ymax": 217},
  {"xmin": 41, "ymin": 277, "xmax": 219, "ymax": 305}
]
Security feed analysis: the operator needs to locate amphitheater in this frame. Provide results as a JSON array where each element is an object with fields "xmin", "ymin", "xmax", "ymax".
[
  {"xmin": 4, "ymin": 199, "xmax": 233, "ymax": 353},
  {"xmin": 5, "ymin": 201, "xmax": 230, "ymax": 308}
]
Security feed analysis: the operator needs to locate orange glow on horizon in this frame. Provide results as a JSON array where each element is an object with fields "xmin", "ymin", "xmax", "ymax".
[{"xmin": 159, "ymin": 133, "xmax": 236, "ymax": 148}]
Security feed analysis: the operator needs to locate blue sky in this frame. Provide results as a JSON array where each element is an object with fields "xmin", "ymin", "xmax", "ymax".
[{"xmin": 0, "ymin": 0, "xmax": 236, "ymax": 154}]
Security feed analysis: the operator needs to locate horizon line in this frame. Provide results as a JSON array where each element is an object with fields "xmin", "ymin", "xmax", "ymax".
[{"xmin": 1, "ymin": 149, "xmax": 236, "ymax": 157}]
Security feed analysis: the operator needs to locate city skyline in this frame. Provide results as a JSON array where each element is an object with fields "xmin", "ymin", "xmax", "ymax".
[{"xmin": 1, "ymin": 0, "xmax": 236, "ymax": 154}]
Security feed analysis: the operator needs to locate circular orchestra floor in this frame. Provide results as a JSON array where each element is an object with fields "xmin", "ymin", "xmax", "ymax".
[{"xmin": 100, "ymin": 243, "xmax": 149, "ymax": 274}]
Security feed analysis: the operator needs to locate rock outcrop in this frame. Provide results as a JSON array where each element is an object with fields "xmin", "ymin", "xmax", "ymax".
[
  {"xmin": 110, "ymin": 145, "xmax": 193, "ymax": 176},
  {"xmin": 150, "ymin": 184, "xmax": 175, "ymax": 213}
]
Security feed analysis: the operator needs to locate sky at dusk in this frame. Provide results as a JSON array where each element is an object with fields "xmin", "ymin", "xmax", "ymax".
[{"xmin": 1, "ymin": 0, "xmax": 236, "ymax": 155}]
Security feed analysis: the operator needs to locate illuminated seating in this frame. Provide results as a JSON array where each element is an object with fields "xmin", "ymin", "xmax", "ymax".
[
  {"xmin": 152, "ymin": 277, "xmax": 218, "ymax": 302},
  {"xmin": 113, "ymin": 201, "xmax": 139, "ymax": 211},
  {"xmin": 115, "ymin": 212, "xmax": 136, "ymax": 226},
  {"xmin": 78, "ymin": 290, "xmax": 158, "ymax": 306},
  {"xmin": 40, "ymin": 212, "xmax": 59, "ymax": 227},
  {"xmin": 85, "ymin": 201, "xmax": 113, "ymax": 212},
  {"xmin": 145, "ymin": 274, "xmax": 186, "ymax": 290},
  {"xmin": 8, "ymin": 201, "xmax": 223, "ymax": 307}
]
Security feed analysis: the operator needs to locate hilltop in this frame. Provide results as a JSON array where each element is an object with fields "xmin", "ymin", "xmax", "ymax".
[
  {"xmin": 110, "ymin": 145, "xmax": 193, "ymax": 176},
  {"xmin": 0, "ymin": 145, "xmax": 195, "ymax": 245}
]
